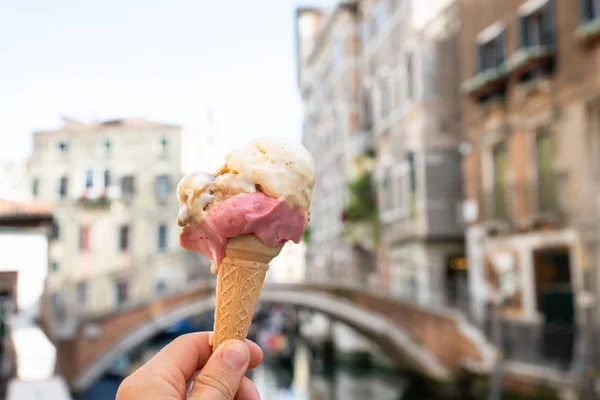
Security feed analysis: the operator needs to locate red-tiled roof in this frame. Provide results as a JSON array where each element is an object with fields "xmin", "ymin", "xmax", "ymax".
[
  {"xmin": 34, "ymin": 118, "xmax": 180, "ymax": 135},
  {"xmin": 0, "ymin": 199, "xmax": 53, "ymax": 219}
]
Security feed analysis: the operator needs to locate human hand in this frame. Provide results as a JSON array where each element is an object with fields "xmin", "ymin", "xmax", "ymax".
[{"xmin": 116, "ymin": 332, "xmax": 263, "ymax": 400}]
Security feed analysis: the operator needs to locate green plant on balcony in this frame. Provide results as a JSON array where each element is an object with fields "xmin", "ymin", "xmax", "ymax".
[
  {"xmin": 341, "ymin": 170, "xmax": 379, "ymax": 251},
  {"xmin": 78, "ymin": 194, "xmax": 112, "ymax": 208},
  {"xmin": 364, "ymin": 147, "xmax": 376, "ymax": 159}
]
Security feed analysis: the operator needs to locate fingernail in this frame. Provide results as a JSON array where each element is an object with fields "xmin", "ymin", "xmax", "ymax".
[{"xmin": 218, "ymin": 340, "xmax": 248, "ymax": 370}]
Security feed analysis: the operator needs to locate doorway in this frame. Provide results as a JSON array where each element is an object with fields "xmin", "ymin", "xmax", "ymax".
[
  {"xmin": 533, "ymin": 247, "xmax": 575, "ymax": 367},
  {"xmin": 446, "ymin": 254, "xmax": 468, "ymax": 313}
]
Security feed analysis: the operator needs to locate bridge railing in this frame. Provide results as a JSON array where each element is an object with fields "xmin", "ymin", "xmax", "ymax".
[
  {"xmin": 49, "ymin": 248, "xmax": 477, "ymax": 340},
  {"xmin": 48, "ymin": 251, "xmax": 215, "ymax": 330}
]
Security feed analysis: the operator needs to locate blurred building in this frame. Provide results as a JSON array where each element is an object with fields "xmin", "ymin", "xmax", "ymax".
[
  {"xmin": 28, "ymin": 118, "xmax": 195, "ymax": 331},
  {"xmin": 460, "ymin": 0, "xmax": 600, "ymax": 370},
  {"xmin": 296, "ymin": 0, "xmax": 465, "ymax": 308},
  {"xmin": 267, "ymin": 241, "xmax": 307, "ymax": 284},
  {"xmin": 360, "ymin": 0, "xmax": 464, "ymax": 306},
  {"xmin": 296, "ymin": 3, "xmax": 362, "ymax": 284}
]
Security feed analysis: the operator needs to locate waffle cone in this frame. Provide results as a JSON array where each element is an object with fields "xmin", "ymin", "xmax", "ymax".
[{"xmin": 212, "ymin": 234, "xmax": 283, "ymax": 351}]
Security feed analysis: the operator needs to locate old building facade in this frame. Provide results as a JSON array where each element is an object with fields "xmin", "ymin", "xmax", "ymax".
[
  {"xmin": 29, "ymin": 118, "xmax": 203, "ymax": 330},
  {"xmin": 460, "ymin": 0, "xmax": 600, "ymax": 369},
  {"xmin": 296, "ymin": 0, "xmax": 466, "ymax": 308},
  {"xmin": 296, "ymin": 3, "xmax": 364, "ymax": 284}
]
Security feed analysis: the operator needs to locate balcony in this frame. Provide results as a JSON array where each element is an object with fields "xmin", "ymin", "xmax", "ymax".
[
  {"xmin": 76, "ymin": 186, "xmax": 122, "ymax": 208},
  {"xmin": 577, "ymin": 17, "xmax": 600, "ymax": 47},
  {"xmin": 461, "ymin": 66, "xmax": 508, "ymax": 104},
  {"xmin": 341, "ymin": 171, "xmax": 378, "ymax": 252},
  {"xmin": 77, "ymin": 193, "xmax": 111, "ymax": 208},
  {"xmin": 481, "ymin": 173, "xmax": 568, "ymax": 229},
  {"xmin": 506, "ymin": 46, "xmax": 555, "ymax": 82}
]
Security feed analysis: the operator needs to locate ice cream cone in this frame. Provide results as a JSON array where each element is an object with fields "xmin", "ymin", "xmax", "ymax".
[{"xmin": 212, "ymin": 234, "xmax": 283, "ymax": 351}]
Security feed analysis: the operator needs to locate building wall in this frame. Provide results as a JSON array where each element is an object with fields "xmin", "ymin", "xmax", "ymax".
[
  {"xmin": 29, "ymin": 120, "xmax": 186, "ymax": 315},
  {"xmin": 299, "ymin": 5, "xmax": 361, "ymax": 283},
  {"xmin": 297, "ymin": 1, "xmax": 465, "ymax": 304},
  {"xmin": 362, "ymin": 0, "xmax": 464, "ymax": 295},
  {"xmin": 460, "ymin": 0, "xmax": 600, "ymax": 325}
]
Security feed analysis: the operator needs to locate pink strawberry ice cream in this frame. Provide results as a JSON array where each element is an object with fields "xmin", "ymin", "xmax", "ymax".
[
  {"xmin": 177, "ymin": 137, "xmax": 315, "ymax": 272},
  {"xmin": 179, "ymin": 192, "xmax": 306, "ymax": 270}
]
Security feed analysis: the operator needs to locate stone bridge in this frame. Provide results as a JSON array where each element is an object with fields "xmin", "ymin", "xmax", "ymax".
[{"xmin": 55, "ymin": 282, "xmax": 495, "ymax": 393}]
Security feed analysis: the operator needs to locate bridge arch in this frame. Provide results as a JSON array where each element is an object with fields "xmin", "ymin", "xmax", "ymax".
[{"xmin": 71, "ymin": 287, "xmax": 457, "ymax": 392}]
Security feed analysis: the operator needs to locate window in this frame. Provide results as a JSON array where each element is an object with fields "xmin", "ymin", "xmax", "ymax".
[
  {"xmin": 331, "ymin": 36, "xmax": 343, "ymax": 62},
  {"xmin": 77, "ymin": 282, "xmax": 87, "ymax": 306},
  {"xmin": 405, "ymin": 52, "xmax": 415, "ymax": 101},
  {"xmin": 158, "ymin": 224, "xmax": 168, "ymax": 252},
  {"xmin": 373, "ymin": 1, "xmax": 387, "ymax": 34},
  {"xmin": 104, "ymin": 139, "xmax": 112, "ymax": 156},
  {"xmin": 154, "ymin": 175, "xmax": 171, "ymax": 203},
  {"xmin": 104, "ymin": 170, "xmax": 111, "ymax": 188},
  {"xmin": 379, "ymin": 74, "xmax": 390, "ymax": 118},
  {"xmin": 406, "ymin": 152, "xmax": 417, "ymax": 216},
  {"xmin": 536, "ymin": 131, "xmax": 556, "ymax": 212},
  {"xmin": 50, "ymin": 222, "xmax": 60, "ymax": 240},
  {"xmin": 32, "ymin": 178, "xmax": 39, "ymax": 198},
  {"xmin": 518, "ymin": 1, "xmax": 555, "ymax": 48},
  {"xmin": 362, "ymin": 88, "xmax": 373, "ymax": 129},
  {"xmin": 159, "ymin": 137, "xmax": 168, "ymax": 156},
  {"xmin": 580, "ymin": 0, "xmax": 598, "ymax": 23},
  {"xmin": 119, "ymin": 225, "xmax": 130, "ymax": 252},
  {"xmin": 51, "ymin": 292, "xmax": 65, "ymax": 320},
  {"xmin": 59, "ymin": 176, "xmax": 68, "ymax": 199},
  {"xmin": 476, "ymin": 31, "xmax": 505, "ymax": 72},
  {"xmin": 121, "ymin": 176, "xmax": 135, "ymax": 198},
  {"xmin": 50, "ymin": 261, "xmax": 59, "ymax": 273},
  {"xmin": 116, "ymin": 280, "xmax": 129, "ymax": 305},
  {"xmin": 80, "ymin": 225, "xmax": 90, "ymax": 252},
  {"xmin": 156, "ymin": 280, "xmax": 168, "ymax": 295},
  {"xmin": 492, "ymin": 144, "xmax": 508, "ymax": 218},
  {"xmin": 361, "ymin": 20, "xmax": 370, "ymax": 47},
  {"xmin": 85, "ymin": 169, "xmax": 93, "ymax": 189},
  {"xmin": 57, "ymin": 141, "xmax": 69, "ymax": 153},
  {"xmin": 382, "ymin": 166, "xmax": 393, "ymax": 211}
]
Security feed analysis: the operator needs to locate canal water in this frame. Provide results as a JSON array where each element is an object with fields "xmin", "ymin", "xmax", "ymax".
[
  {"xmin": 250, "ymin": 343, "xmax": 426, "ymax": 400},
  {"xmin": 76, "ymin": 341, "xmax": 432, "ymax": 400}
]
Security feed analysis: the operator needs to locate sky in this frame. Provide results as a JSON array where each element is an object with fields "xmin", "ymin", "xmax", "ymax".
[{"xmin": 0, "ymin": 0, "xmax": 336, "ymax": 164}]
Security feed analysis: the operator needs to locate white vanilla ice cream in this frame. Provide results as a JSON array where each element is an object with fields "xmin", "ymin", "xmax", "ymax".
[{"xmin": 177, "ymin": 137, "xmax": 315, "ymax": 225}]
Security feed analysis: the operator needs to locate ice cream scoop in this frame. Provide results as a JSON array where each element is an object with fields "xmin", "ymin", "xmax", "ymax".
[
  {"xmin": 177, "ymin": 137, "xmax": 315, "ymax": 271},
  {"xmin": 179, "ymin": 192, "xmax": 306, "ymax": 273},
  {"xmin": 177, "ymin": 137, "xmax": 315, "ymax": 227}
]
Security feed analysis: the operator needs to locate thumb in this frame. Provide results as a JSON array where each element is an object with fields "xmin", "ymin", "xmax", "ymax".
[{"xmin": 188, "ymin": 340, "xmax": 250, "ymax": 400}]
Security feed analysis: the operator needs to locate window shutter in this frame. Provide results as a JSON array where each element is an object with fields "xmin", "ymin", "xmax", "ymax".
[
  {"xmin": 475, "ymin": 43, "xmax": 484, "ymax": 72},
  {"xmin": 496, "ymin": 30, "xmax": 505, "ymax": 66},
  {"xmin": 542, "ymin": 0, "xmax": 555, "ymax": 47},
  {"xmin": 579, "ymin": 0, "xmax": 592, "ymax": 23},
  {"xmin": 518, "ymin": 15, "xmax": 529, "ymax": 48}
]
